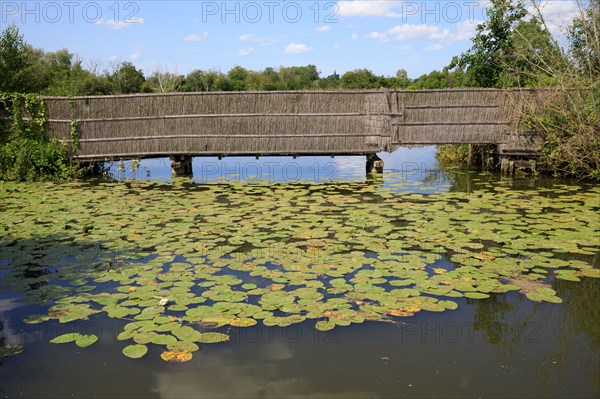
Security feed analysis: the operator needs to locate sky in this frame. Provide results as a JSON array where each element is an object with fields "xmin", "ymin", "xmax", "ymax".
[{"xmin": 0, "ymin": 0, "xmax": 583, "ymax": 79}]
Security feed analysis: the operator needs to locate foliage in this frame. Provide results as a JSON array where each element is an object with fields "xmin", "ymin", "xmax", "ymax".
[
  {"xmin": 0, "ymin": 93, "xmax": 76, "ymax": 181},
  {"xmin": 569, "ymin": 0, "xmax": 600, "ymax": 78},
  {"xmin": 0, "ymin": 24, "xmax": 34, "ymax": 93},
  {"xmin": 448, "ymin": 0, "xmax": 528, "ymax": 87},
  {"xmin": 70, "ymin": 119, "xmax": 79, "ymax": 150},
  {"xmin": 411, "ymin": 69, "xmax": 466, "ymax": 89},
  {"xmin": 340, "ymin": 68, "xmax": 382, "ymax": 89},
  {"xmin": 519, "ymin": 1, "xmax": 600, "ymax": 180},
  {"xmin": 436, "ymin": 144, "xmax": 495, "ymax": 170},
  {"xmin": 524, "ymin": 88, "xmax": 600, "ymax": 180},
  {"xmin": 142, "ymin": 70, "xmax": 184, "ymax": 93},
  {"xmin": 109, "ymin": 62, "xmax": 145, "ymax": 94}
]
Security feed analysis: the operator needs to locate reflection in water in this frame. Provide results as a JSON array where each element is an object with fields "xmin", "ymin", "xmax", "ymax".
[{"xmin": 153, "ymin": 349, "xmax": 373, "ymax": 399}]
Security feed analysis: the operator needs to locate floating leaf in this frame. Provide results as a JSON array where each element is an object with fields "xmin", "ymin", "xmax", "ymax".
[
  {"xmin": 161, "ymin": 350, "xmax": 193, "ymax": 362},
  {"xmin": 197, "ymin": 332, "xmax": 230, "ymax": 343},
  {"xmin": 315, "ymin": 321, "xmax": 335, "ymax": 331},
  {"xmin": 122, "ymin": 344, "xmax": 148, "ymax": 359},
  {"xmin": 464, "ymin": 292, "xmax": 490, "ymax": 299},
  {"xmin": 150, "ymin": 334, "xmax": 178, "ymax": 346},
  {"xmin": 167, "ymin": 341, "xmax": 199, "ymax": 352},
  {"xmin": 50, "ymin": 333, "xmax": 82, "ymax": 344},
  {"xmin": 229, "ymin": 318, "xmax": 258, "ymax": 327},
  {"xmin": 75, "ymin": 334, "xmax": 98, "ymax": 348}
]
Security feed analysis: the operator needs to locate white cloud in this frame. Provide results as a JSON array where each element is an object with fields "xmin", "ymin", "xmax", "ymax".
[
  {"xmin": 184, "ymin": 32, "xmax": 208, "ymax": 42},
  {"xmin": 239, "ymin": 34, "xmax": 277, "ymax": 46},
  {"xmin": 109, "ymin": 55, "xmax": 118, "ymax": 62},
  {"xmin": 96, "ymin": 18, "xmax": 144, "ymax": 30},
  {"xmin": 387, "ymin": 21, "xmax": 480, "ymax": 42},
  {"xmin": 337, "ymin": 1, "xmax": 401, "ymax": 17},
  {"xmin": 129, "ymin": 50, "xmax": 140, "ymax": 60},
  {"xmin": 368, "ymin": 31, "xmax": 389, "ymax": 42},
  {"xmin": 425, "ymin": 43, "xmax": 443, "ymax": 51},
  {"xmin": 351, "ymin": 33, "xmax": 359, "ymax": 40},
  {"xmin": 388, "ymin": 24, "xmax": 438, "ymax": 40},
  {"xmin": 239, "ymin": 48, "xmax": 254, "ymax": 56},
  {"xmin": 528, "ymin": 0, "xmax": 579, "ymax": 37},
  {"xmin": 316, "ymin": 25, "xmax": 331, "ymax": 32},
  {"xmin": 284, "ymin": 42, "xmax": 313, "ymax": 54}
]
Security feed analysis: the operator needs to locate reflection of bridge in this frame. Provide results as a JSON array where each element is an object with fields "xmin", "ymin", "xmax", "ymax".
[{"xmin": 42, "ymin": 89, "xmax": 543, "ymax": 175}]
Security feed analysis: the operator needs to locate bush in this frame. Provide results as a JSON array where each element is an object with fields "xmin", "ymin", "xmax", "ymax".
[{"xmin": 0, "ymin": 93, "xmax": 78, "ymax": 181}]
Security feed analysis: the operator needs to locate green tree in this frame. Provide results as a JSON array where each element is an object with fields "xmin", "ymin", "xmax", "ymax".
[
  {"xmin": 340, "ymin": 68, "xmax": 381, "ymax": 89},
  {"xmin": 448, "ymin": 0, "xmax": 527, "ymax": 87},
  {"xmin": 261, "ymin": 67, "xmax": 284, "ymax": 90},
  {"xmin": 500, "ymin": 17, "xmax": 562, "ymax": 87},
  {"xmin": 568, "ymin": 0, "xmax": 600, "ymax": 78},
  {"xmin": 0, "ymin": 24, "xmax": 33, "ymax": 92},
  {"xmin": 317, "ymin": 71, "xmax": 341, "ymax": 89},
  {"xmin": 278, "ymin": 65, "xmax": 319, "ymax": 90},
  {"xmin": 386, "ymin": 68, "xmax": 412, "ymax": 88},
  {"xmin": 142, "ymin": 70, "xmax": 183, "ymax": 93},
  {"xmin": 227, "ymin": 66, "xmax": 249, "ymax": 91},
  {"xmin": 109, "ymin": 62, "xmax": 145, "ymax": 94}
]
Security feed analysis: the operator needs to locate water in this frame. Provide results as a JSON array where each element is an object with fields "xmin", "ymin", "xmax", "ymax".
[{"xmin": 1, "ymin": 146, "xmax": 598, "ymax": 398}]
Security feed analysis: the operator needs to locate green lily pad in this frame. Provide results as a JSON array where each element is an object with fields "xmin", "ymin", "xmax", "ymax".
[
  {"xmin": 50, "ymin": 333, "xmax": 82, "ymax": 344},
  {"xmin": 197, "ymin": 332, "xmax": 230, "ymax": 343},
  {"xmin": 167, "ymin": 341, "xmax": 200, "ymax": 352},
  {"xmin": 464, "ymin": 292, "xmax": 490, "ymax": 299},
  {"xmin": 122, "ymin": 344, "xmax": 148, "ymax": 359},
  {"xmin": 75, "ymin": 334, "xmax": 98, "ymax": 348},
  {"xmin": 315, "ymin": 321, "xmax": 335, "ymax": 331}
]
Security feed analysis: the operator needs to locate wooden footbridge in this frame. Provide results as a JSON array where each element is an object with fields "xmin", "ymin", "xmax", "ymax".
[{"xmin": 40, "ymin": 89, "xmax": 542, "ymax": 175}]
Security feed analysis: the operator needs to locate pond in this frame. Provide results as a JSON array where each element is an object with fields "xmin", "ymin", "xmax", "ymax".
[{"xmin": 1, "ymin": 147, "xmax": 598, "ymax": 398}]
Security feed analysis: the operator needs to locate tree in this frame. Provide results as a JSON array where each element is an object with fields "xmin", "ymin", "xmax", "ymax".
[
  {"xmin": 142, "ymin": 67, "xmax": 183, "ymax": 93},
  {"xmin": 227, "ymin": 66, "xmax": 249, "ymax": 91},
  {"xmin": 340, "ymin": 68, "xmax": 381, "ymax": 89},
  {"xmin": 0, "ymin": 24, "xmax": 33, "ymax": 92},
  {"xmin": 568, "ymin": 0, "xmax": 600, "ymax": 78},
  {"xmin": 109, "ymin": 62, "xmax": 145, "ymax": 94},
  {"xmin": 448, "ymin": 0, "xmax": 527, "ymax": 87},
  {"xmin": 278, "ymin": 65, "xmax": 319, "ymax": 90},
  {"xmin": 411, "ymin": 69, "xmax": 465, "ymax": 89}
]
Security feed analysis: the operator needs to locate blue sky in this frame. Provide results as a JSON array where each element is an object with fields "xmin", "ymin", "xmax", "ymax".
[{"xmin": 1, "ymin": 1, "xmax": 580, "ymax": 79}]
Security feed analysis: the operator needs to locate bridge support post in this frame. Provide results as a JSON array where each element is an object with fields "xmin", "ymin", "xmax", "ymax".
[
  {"xmin": 366, "ymin": 154, "xmax": 384, "ymax": 174},
  {"xmin": 170, "ymin": 155, "xmax": 193, "ymax": 178},
  {"xmin": 501, "ymin": 156, "xmax": 537, "ymax": 175}
]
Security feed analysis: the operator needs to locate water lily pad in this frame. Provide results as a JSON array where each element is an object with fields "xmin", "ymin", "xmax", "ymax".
[
  {"xmin": 229, "ymin": 318, "xmax": 258, "ymax": 327},
  {"xmin": 122, "ymin": 344, "xmax": 148, "ymax": 359},
  {"xmin": 167, "ymin": 341, "xmax": 199, "ymax": 352},
  {"xmin": 315, "ymin": 321, "xmax": 335, "ymax": 331},
  {"xmin": 50, "ymin": 333, "xmax": 82, "ymax": 344},
  {"xmin": 150, "ymin": 334, "xmax": 178, "ymax": 346},
  {"xmin": 197, "ymin": 332, "xmax": 230, "ymax": 343},
  {"xmin": 161, "ymin": 350, "xmax": 193, "ymax": 362},
  {"xmin": 75, "ymin": 334, "xmax": 98, "ymax": 348},
  {"xmin": 464, "ymin": 292, "xmax": 490, "ymax": 299}
]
